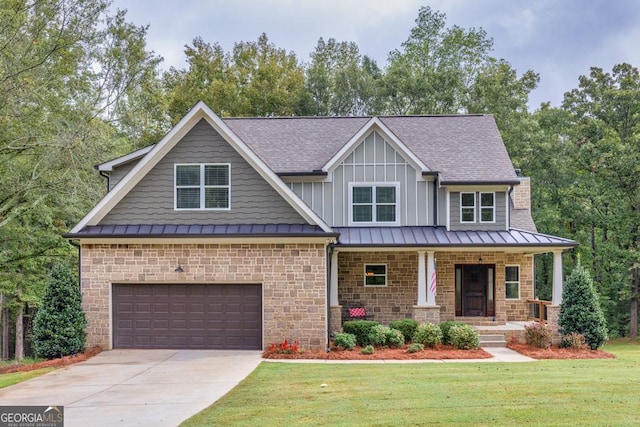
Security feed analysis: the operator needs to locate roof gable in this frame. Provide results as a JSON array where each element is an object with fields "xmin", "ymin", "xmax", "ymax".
[{"xmin": 71, "ymin": 102, "xmax": 332, "ymax": 233}]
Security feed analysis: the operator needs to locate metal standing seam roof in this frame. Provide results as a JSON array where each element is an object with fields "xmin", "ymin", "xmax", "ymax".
[{"xmin": 333, "ymin": 227, "xmax": 576, "ymax": 247}]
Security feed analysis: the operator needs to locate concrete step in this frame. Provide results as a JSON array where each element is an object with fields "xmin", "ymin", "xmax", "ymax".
[{"xmin": 479, "ymin": 334, "xmax": 507, "ymax": 348}]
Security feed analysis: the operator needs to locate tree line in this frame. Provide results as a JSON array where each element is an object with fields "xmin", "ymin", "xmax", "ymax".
[{"xmin": 1, "ymin": 1, "xmax": 638, "ymax": 359}]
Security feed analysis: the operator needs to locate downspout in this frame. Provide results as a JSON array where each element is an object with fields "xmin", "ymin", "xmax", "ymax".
[
  {"xmin": 434, "ymin": 174, "xmax": 439, "ymax": 225},
  {"xmin": 99, "ymin": 171, "xmax": 110, "ymax": 192},
  {"xmin": 326, "ymin": 243, "xmax": 334, "ymax": 353},
  {"xmin": 68, "ymin": 240, "xmax": 81, "ymax": 291},
  {"xmin": 507, "ymin": 184, "xmax": 514, "ymax": 230}
]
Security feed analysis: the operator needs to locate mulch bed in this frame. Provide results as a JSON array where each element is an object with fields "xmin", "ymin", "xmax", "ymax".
[
  {"xmin": 507, "ymin": 342, "xmax": 616, "ymax": 359},
  {"xmin": 0, "ymin": 346, "xmax": 102, "ymax": 374},
  {"xmin": 263, "ymin": 344, "xmax": 492, "ymax": 360}
]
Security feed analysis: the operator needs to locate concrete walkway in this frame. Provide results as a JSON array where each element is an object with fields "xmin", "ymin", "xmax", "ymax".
[
  {"xmin": 263, "ymin": 346, "xmax": 535, "ymax": 363},
  {"xmin": 0, "ymin": 349, "xmax": 263, "ymax": 427}
]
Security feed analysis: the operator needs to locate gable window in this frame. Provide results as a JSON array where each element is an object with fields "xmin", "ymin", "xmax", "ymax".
[
  {"xmin": 460, "ymin": 192, "xmax": 476, "ymax": 223},
  {"xmin": 480, "ymin": 192, "xmax": 495, "ymax": 223},
  {"xmin": 175, "ymin": 164, "xmax": 230, "ymax": 210},
  {"xmin": 505, "ymin": 265, "xmax": 520, "ymax": 299},
  {"xmin": 349, "ymin": 183, "xmax": 399, "ymax": 225},
  {"xmin": 364, "ymin": 264, "xmax": 387, "ymax": 287}
]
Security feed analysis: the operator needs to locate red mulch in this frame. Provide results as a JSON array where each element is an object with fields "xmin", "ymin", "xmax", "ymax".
[
  {"xmin": 507, "ymin": 342, "xmax": 616, "ymax": 359},
  {"xmin": 263, "ymin": 344, "xmax": 492, "ymax": 360},
  {"xmin": 0, "ymin": 346, "xmax": 102, "ymax": 374}
]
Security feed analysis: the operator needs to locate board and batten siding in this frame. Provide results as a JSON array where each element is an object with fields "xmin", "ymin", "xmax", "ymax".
[
  {"xmin": 102, "ymin": 119, "xmax": 308, "ymax": 225},
  {"xmin": 449, "ymin": 191, "xmax": 507, "ymax": 231},
  {"xmin": 289, "ymin": 131, "xmax": 433, "ymax": 227}
]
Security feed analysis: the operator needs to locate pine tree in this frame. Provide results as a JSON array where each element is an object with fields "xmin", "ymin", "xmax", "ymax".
[
  {"xmin": 33, "ymin": 264, "xmax": 86, "ymax": 359},
  {"xmin": 558, "ymin": 264, "xmax": 608, "ymax": 349}
]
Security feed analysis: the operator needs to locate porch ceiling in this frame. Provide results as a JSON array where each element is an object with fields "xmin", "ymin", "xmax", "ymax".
[{"xmin": 333, "ymin": 226, "xmax": 576, "ymax": 251}]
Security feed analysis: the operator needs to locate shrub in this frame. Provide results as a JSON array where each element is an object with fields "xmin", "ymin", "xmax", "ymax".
[
  {"xmin": 449, "ymin": 324, "xmax": 480, "ymax": 350},
  {"xmin": 559, "ymin": 265, "xmax": 608, "ymax": 350},
  {"xmin": 412, "ymin": 322, "xmax": 442, "ymax": 348},
  {"xmin": 33, "ymin": 264, "xmax": 87, "ymax": 359},
  {"xmin": 407, "ymin": 343, "xmax": 425, "ymax": 353},
  {"xmin": 343, "ymin": 320, "xmax": 380, "ymax": 346},
  {"xmin": 333, "ymin": 333, "xmax": 356, "ymax": 350},
  {"xmin": 525, "ymin": 322, "xmax": 552, "ymax": 349},
  {"xmin": 361, "ymin": 345, "xmax": 375, "ymax": 355},
  {"xmin": 560, "ymin": 332, "xmax": 588, "ymax": 350},
  {"xmin": 439, "ymin": 321, "xmax": 465, "ymax": 345},
  {"xmin": 385, "ymin": 328, "xmax": 405, "ymax": 348},
  {"xmin": 267, "ymin": 339, "xmax": 301, "ymax": 354},
  {"xmin": 389, "ymin": 319, "xmax": 418, "ymax": 343},
  {"xmin": 368, "ymin": 324, "xmax": 390, "ymax": 347}
]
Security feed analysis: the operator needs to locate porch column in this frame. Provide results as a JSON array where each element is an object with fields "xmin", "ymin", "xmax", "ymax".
[
  {"xmin": 330, "ymin": 250, "xmax": 339, "ymax": 306},
  {"xmin": 417, "ymin": 251, "xmax": 427, "ymax": 306},
  {"xmin": 426, "ymin": 251, "xmax": 436, "ymax": 306},
  {"xmin": 552, "ymin": 250, "xmax": 563, "ymax": 305}
]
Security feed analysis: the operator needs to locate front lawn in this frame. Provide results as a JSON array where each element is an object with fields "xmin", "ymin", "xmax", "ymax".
[
  {"xmin": 0, "ymin": 368, "xmax": 55, "ymax": 389},
  {"xmin": 182, "ymin": 341, "xmax": 640, "ymax": 426}
]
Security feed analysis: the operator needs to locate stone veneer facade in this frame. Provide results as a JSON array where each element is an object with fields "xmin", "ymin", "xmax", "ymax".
[
  {"xmin": 337, "ymin": 251, "xmax": 534, "ymax": 325},
  {"xmin": 81, "ymin": 242, "xmax": 328, "ymax": 351}
]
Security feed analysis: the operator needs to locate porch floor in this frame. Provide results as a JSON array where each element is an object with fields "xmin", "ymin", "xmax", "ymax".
[{"xmin": 472, "ymin": 321, "xmax": 532, "ymax": 332}]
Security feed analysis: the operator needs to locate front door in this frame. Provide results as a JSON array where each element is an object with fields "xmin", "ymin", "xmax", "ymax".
[{"xmin": 455, "ymin": 264, "xmax": 495, "ymax": 317}]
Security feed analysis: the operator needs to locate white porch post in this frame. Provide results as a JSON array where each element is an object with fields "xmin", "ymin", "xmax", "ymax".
[
  {"xmin": 330, "ymin": 250, "xmax": 339, "ymax": 306},
  {"xmin": 552, "ymin": 250, "xmax": 563, "ymax": 305},
  {"xmin": 417, "ymin": 251, "xmax": 427, "ymax": 306},
  {"xmin": 426, "ymin": 250, "xmax": 436, "ymax": 306}
]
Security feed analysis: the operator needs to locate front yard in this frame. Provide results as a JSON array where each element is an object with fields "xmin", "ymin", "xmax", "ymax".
[{"xmin": 182, "ymin": 341, "xmax": 640, "ymax": 426}]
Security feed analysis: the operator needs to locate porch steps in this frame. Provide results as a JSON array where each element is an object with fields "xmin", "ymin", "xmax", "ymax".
[{"xmin": 478, "ymin": 333, "xmax": 507, "ymax": 348}]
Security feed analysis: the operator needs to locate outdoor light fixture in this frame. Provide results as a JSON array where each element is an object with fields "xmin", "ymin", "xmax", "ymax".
[
  {"xmin": 478, "ymin": 257, "xmax": 483, "ymax": 264},
  {"xmin": 174, "ymin": 265, "xmax": 184, "ymax": 273}
]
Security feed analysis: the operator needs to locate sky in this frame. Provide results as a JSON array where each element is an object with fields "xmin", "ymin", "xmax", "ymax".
[{"xmin": 110, "ymin": 0, "xmax": 640, "ymax": 109}]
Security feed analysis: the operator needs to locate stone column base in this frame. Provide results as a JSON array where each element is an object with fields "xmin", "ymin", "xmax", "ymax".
[
  {"xmin": 329, "ymin": 305, "xmax": 343, "ymax": 335},
  {"xmin": 547, "ymin": 305, "xmax": 561, "ymax": 344},
  {"xmin": 412, "ymin": 305, "xmax": 441, "ymax": 324}
]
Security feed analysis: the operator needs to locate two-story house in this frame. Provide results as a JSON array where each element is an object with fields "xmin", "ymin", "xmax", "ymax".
[{"xmin": 66, "ymin": 102, "xmax": 576, "ymax": 351}]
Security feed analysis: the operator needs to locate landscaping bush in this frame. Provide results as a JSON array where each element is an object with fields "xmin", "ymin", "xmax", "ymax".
[
  {"xmin": 448, "ymin": 324, "xmax": 480, "ymax": 350},
  {"xmin": 361, "ymin": 345, "xmax": 375, "ymax": 355},
  {"xmin": 343, "ymin": 320, "xmax": 379, "ymax": 346},
  {"xmin": 389, "ymin": 319, "xmax": 418, "ymax": 343},
  {"xmin": 439, "ymin": 321, "xmax": 465, "ymax": 345},
  {"xmin": 559, "ymin": 265, "xmax": 608, "ymax": 350},
  {"xmin": 266, "ymin": 339, "xmax": 302, "ymax": 354},
  {"xmin": 412, "ymin": 322, "xmax": 442, "ymax": 348},
  {"xmin": 33, "ymin": 264, "xmax": 87, "ymax": 359},
  {"xmin": 407, "ymin": 343, "xmax": 425, "ymax": 353},
  {"xmin": 560, "ymin": 332, "xmax": 588, "ymax": 350},
  {"xmin": 333, "ymin": 333, "xmax": 356, "ymax": 350},
  {"xmin": 525, "ymin": 322, "xmax": 552, "ymax": 349},
  {"xmin": 368, "ymin": 324, "xmax": 389, "ymax": 346},
  {"xmin": 385, "ymin": 328, "xmax": 405, "ymax": 348}
]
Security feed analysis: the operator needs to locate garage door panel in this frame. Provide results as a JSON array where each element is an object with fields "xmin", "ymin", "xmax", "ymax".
[{"xmin": 113, "ymin": 284, "xmax": 262, "ymax": 350}]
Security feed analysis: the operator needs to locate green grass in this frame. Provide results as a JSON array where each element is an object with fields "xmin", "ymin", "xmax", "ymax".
[
  {"xmin": 0, "ymin": 368, "xmax": 55, "ymax": 388},
  {"xmin": 182, "ymin": 341, "xmax": 640, "ymax": 427},
  {"xmin": 0, "ymin": 357, "xmax": 43, "ymax": 367}
]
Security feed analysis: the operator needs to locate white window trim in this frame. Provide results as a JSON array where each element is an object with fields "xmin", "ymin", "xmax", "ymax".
[
  {"xmin": 460, "ymin": 192, "xmax": 476, "ymax": 223},
  {"xmin": 479, "ymin": 192, "xmax": 496, "ymax": 223},
  {"xmin": 505, "ymin": 264, "xmax": 520, "ymax": 300},
  {"xmin": 348, "ymin": 182, "xmax": 400, "ymax": 226},
  {"xmin": 174, "ymin": 163, "xmax": 231, "ymax": 210},
  {"xmin": 364, "ymin": 263, "xmax": 387, "ymax": 287}
]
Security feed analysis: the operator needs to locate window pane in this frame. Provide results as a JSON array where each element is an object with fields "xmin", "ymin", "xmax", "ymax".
[
  {"xmin": 505, "ymin": 266, "xmax": 519, "ymax": 282},
  {"xmin": 377, "ymin": 205, "xmax": 396, "ymax": 222},
  {"xmin": 205, "ymin": 188, "xmax": 229, "ymax": 208},
  {"xmin": 366, "ymin": 276, "xmax": 386, "ymax": 286},
  {"xmin": 461, "ymin": 193, "xmax": 475, "ymax": 207},
  {"xmin": 353, "ymin": 205, "xmax": 372, "ymax": 222},
  {"xmin": 205, "ymin": 165, "xmax": 229, "ymax": 186},
  {"xmin": 506, "ymin": 283, "xmax": 519, "ymax": 299},
  {"xmin": 176, "ymin": 165, "xmax": 200, "ymax": 186},
  {"xmin": 365, "ymin": 265, "xmax": 386, "ymax": 275},
  {"xmin": 481, "ymin": 208, "xmax": 494, "ymax": 222},
  {"xmin": 376, "ymin": 187, "xmax": 396, "ymax": 203},
  {"xmin": 480, "ymin": 193, "xmax": 494, "ymax": 207},
  {"xmin": 353, "ymin": 187, "xmax": 372, "ymax": 203},
  {"xmin": 177, "ymin": 188, "xmax": 200, "ymax": 208},
  {"xmin": 461, "ymin": 208, "xmax": 475, "ymax": 222}
]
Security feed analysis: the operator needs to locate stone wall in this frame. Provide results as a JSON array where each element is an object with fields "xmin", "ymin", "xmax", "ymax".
[{"xmin": 81, "ymin": 242, "xmax": 327, "ymax": 351}]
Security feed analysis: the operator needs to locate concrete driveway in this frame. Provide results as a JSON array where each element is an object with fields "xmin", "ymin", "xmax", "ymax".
[{"xmin": 0, "ymin": 349, "xmax": 263, "ymax": 427}]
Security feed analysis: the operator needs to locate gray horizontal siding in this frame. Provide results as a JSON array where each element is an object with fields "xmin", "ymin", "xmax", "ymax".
[
  {"xmin": 449, "ymin": 191, "xmax": 506, "ymax": 231},
  {"xmin": 102, "ymin": 119, "xmax": 307, "ymax": 225},
  {"xmin": 109, "ymin": 161, "xmax": 138, "ymax": 191}
]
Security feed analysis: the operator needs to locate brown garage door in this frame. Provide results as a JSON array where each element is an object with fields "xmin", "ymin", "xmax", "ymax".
[{"xmin": 112, "ymin": 284, "xmax": 262, "ymax": 350}]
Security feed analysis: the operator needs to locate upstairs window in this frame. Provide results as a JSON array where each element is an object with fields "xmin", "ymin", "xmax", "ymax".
[
  {"xmin": 460, "ymin": 192, "xmax": 476, "ymax": 223},
  {"xmin": 460, "ymin": 192, "xmax": 495, "ymax": 223},
  {"xmin": 350, "ymin": 183, "xmax": 399, "ymax": 225},
  {"xmin": 175, "ymin": 164, "xmax": 230, "ymax": 210},
  {"xmin": 480, "ymin": 192, "xmax": 495, "ymax": 223}
]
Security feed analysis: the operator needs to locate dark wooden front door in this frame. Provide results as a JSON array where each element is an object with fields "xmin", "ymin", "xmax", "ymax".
[{"xmin": 463, "ymin": 265, "xmax": 487, "ymax": 316}]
